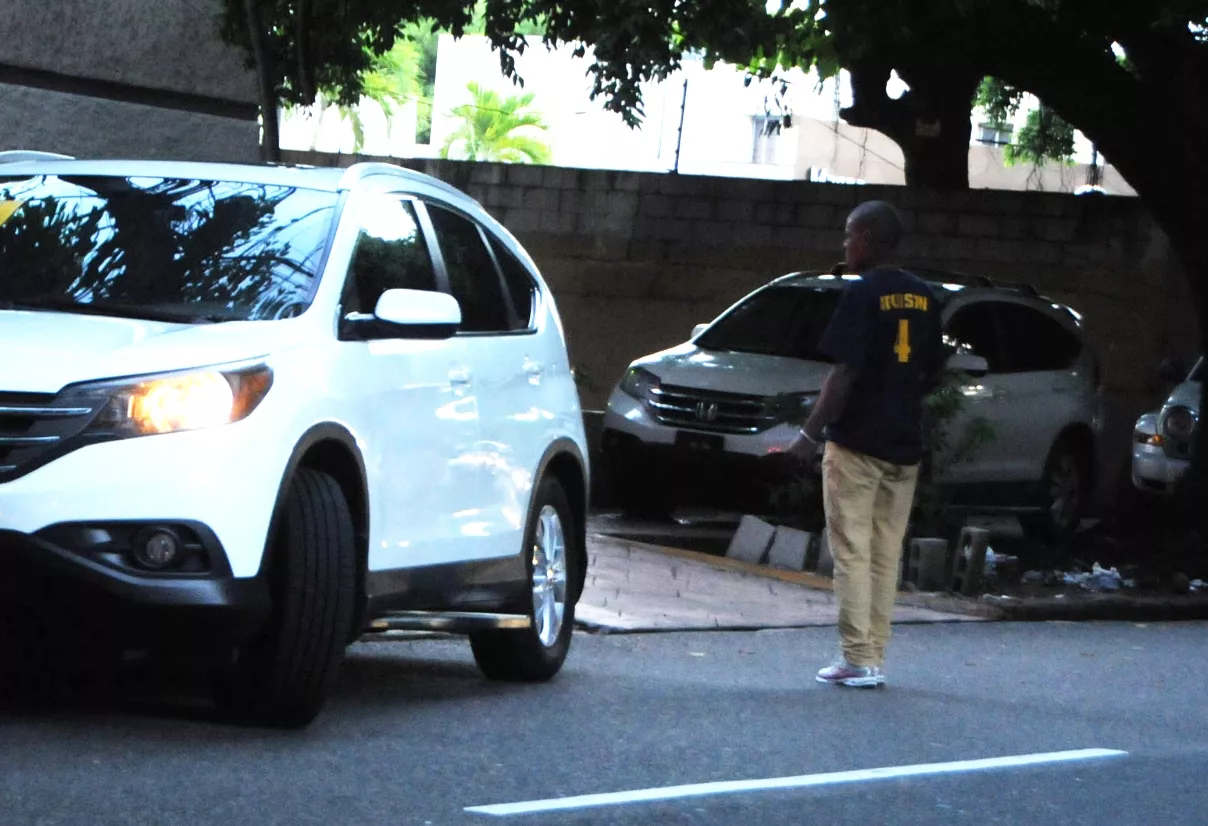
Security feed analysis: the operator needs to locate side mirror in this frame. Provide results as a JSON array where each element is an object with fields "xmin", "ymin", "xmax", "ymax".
[
  {"xmin": 947, "ymin": 352, "xmax": 989, "ymax": 376},
  {"xmin": 692, "ymin": 323, "xmax": 709, "ymax": 339},
  {"xmin": 341, "ymin": 289, "xmax": 462, "ymax": 341}
]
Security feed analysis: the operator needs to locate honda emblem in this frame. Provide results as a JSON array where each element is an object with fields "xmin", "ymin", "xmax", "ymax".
[{"xmin": 696, "ymin": 401, "xmax": 719, "ymax": 422}]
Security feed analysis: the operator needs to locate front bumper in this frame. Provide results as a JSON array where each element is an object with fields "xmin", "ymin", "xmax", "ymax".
[
  {"xmin": 600, "ymin": 393, "xmax": 811, "ymax": 510},
  {"xmin": 1131, "ymin": 444, "xmax": 1191, "ymax": 495},
  {"xmin": 0, "ymin": 527, "xmax": 270, "ymax": 655}
]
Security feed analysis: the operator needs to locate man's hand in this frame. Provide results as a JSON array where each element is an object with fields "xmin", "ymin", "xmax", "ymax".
[{"xmin": 787, "ymin": 431, "xmax": 820, "ymax": 463}]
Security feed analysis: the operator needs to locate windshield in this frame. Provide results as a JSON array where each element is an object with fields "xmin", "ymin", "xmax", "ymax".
[
  {"xmin": 696, "ymin": 285, "xmax": 842, "ymax": 360},
  {"xmin": 0, "ymin": 174, "xmax": 338, "ymax": 323}
]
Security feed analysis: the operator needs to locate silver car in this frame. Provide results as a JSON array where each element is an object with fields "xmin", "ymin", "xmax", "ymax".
[{"xmin": 1133, "ymin": 357, "xmax": 1203, "ymax": 494}]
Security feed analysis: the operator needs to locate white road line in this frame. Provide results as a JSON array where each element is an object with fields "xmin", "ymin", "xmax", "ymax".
[{"xmin": 465, "ymin": 748, "xmax": 1128, "ymax": 817}]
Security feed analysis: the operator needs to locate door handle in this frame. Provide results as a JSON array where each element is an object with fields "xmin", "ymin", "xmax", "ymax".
[{"xmin": 523, "ymin": 359, "xmax": 544, "ymax": 384}]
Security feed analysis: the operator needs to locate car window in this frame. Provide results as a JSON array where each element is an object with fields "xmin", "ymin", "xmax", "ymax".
[
  {"xmin": 489, "ymin": 236, "xmax": 537, "ymax": 331},
  {"xmin": 0, "ymin": 173, "xmax": 337, "ymax": 322},
  {"xmin": 342, "ymin": 195, "xmax": 437, "ymax": 315},
  {"xmin": 944, "ymin": 302, "xmax": 1004, "ymax": 372},
  {"xmin": 695, "ymin": 286, "xmax": 842, "ymax": 361},
  {"xmin": 993, "ymin": 302, "xmax": 1082, "ymax": 372},
  {"xmin": 426, "ymin": 204, "xmax": 511, "ymax": 333}
]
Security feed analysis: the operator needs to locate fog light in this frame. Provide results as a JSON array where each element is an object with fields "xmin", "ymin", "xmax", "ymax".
[{"xmin": 133, "ymin": 529, "xmax": 182, "ymax": 570}]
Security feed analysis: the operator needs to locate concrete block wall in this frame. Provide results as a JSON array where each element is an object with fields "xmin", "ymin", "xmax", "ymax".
[{"xmin": 283, "ymin": 150, "xmax": 1200, "ymax": 502}]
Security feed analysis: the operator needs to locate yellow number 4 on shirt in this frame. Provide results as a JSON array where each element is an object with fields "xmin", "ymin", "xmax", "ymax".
[{"xmin": 894, "ymin": 319, "xmax": 911, "ymax": 363}]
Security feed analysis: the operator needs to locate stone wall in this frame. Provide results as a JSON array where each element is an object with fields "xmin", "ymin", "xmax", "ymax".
[{"xmin": 282, "ymin": 149, "xmax": 1201, "ymax": 499}]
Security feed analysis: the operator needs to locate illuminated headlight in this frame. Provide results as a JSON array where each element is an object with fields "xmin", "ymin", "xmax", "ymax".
[
  {"xmin": 66, "ymin": 364, "xmax": 273, "ymax": 440},
  {"xmin": 1162, "ymin": 406, "xmax": 1198, "ymax": 441},
  {"xmin": 619, "ymin": 367, "xmax": 661, "ymax": 402}
]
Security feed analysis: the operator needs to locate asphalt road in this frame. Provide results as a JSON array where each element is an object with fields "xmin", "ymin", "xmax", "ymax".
[{"xmin": 1, "ymin": 621, "xmax": 1206, "ymax": 825}]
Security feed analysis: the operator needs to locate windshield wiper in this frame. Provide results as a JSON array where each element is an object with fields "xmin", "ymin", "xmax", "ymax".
[{"xmin": 0, "ymin": 297, "xmax": 233, "ymax": 324}]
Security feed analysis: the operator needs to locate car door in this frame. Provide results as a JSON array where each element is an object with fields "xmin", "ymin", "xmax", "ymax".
[
  {"xmin": 983, "ymin": 300, "xmax": 1087, "ymax": 483},
  {"xmin": 336, "ymin": 191, "xmax": 482, "ymax": 572},
  {"xmin": 423, "ymin": 202, "xmax": 537, "ymax": 561},
  {"xmin": 934, "ymin": 299, "xmax": 1013, "ymax": 485}
]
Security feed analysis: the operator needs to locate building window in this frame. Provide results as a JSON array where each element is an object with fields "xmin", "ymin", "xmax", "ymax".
[
  {"xmin": 976, "ymin": 122, "xmax": 1013, "ymax": 146},
  {"xmin": 751, "ymin": 115, "xmax": 784, "ymax": 164}
]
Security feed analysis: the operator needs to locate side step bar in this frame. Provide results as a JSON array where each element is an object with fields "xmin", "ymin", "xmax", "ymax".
[{"xmin": 365, "ymin": 610, "xmax": 531, "ymax": 635}]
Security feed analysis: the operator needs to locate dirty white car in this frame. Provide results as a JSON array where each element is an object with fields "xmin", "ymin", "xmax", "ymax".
[
  {"xmin": 601, "ymin": 269, "xmax": 1103, "ymax": 541},
  {"xmin": 1132, "ymin": 356, "xmax": 1202, "ymax": 495}
]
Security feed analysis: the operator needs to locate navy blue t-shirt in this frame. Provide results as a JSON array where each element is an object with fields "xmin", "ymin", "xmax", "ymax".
[{"xmin": 815, "ymin": 267, "xmax": 944, "ymax": 465}]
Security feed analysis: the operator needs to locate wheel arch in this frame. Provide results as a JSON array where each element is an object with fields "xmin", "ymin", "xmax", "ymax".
[
  {"xmin": 264, "ymin": 423, "xmax": 370, "ymax": 639},
  {"xmin": 533, "ymin": 438, "xmax": 590, "ymax": 602}
]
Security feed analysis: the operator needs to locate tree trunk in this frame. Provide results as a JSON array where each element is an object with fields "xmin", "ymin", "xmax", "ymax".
[
  {"xmin": 840, "ymin": 61, "xmax": 980, "ymax": 189},
  {"xmin": 243, "ymin": 0, "xmax": 281, "ymax": 163}
]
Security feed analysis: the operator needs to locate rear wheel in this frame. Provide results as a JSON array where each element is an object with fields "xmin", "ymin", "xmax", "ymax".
[
  {"xmin": 214, "ymin": 468, "xmax": 356, "ymax": 727},
  {"xmin": 1022, "ymin": 440, "xmax": 1088, "ymax": 544},
  {"xmin": 470, "ymin": 477, "xmax": 579, "ymax": 681}
]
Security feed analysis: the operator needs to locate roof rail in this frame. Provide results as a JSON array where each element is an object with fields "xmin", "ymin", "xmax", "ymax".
[
  {"xmin": 0, "ymin": 150, "xmax": 75, "ymax": 164},
  {"xmin": 337, "ymin": 161, "xmax": 466, "ymax": 200}
]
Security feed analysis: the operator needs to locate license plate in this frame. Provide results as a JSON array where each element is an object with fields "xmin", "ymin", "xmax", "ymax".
[{"xmin": 675, "ymin": 431, "xmax": 724, "ymax": 453}]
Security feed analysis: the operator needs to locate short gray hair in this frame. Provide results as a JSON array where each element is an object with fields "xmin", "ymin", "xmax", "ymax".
[{"xmin": 848, "ymin": 200, "xmax": 904, "ymax": 254}]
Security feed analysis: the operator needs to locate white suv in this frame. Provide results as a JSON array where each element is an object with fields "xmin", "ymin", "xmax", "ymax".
[
  {"xmin": 601, "ymin": 268, "xmax": 1102, "ymax": 541},
  {"xmin": 0, "ymin": 152, "xmax": 589, "ymax": 726}
]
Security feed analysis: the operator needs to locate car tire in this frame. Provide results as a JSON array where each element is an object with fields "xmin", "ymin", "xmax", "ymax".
[
  {"xmin": 470, "ymin": 476, "xmax": 578, "ymax": 682},
  {"xmin": 214, "ymin": 468, "xmax": 356, "ymax": 728},
  {"xmin": 1022, "ymin": 440, "xmax": 1088, "ymax": 544}
]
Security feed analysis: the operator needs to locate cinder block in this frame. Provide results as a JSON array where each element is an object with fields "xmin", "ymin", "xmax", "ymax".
[
  {"xmin": 903, "ymin": 538, "xmax": 949, "ymax": 592},
  {"xmin": 767, "ymin": 526, "xmax": 812, "ymax": 572},
  {"xmin": 954, "ymin": 526, "xmax": 991, "ymax": 595},
  {"xmin": 726, "ymin": 515, "xmax": 776, "ymax": 564}
]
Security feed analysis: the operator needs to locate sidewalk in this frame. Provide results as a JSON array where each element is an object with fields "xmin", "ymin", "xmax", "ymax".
[{"xmin": 575, "ymin": 533, "xmax": 983, "ymax": 632}]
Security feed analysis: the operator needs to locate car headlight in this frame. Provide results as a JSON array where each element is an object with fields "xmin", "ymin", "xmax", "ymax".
[
  {"xmin": 619, "ymin": 366, "xmax": 661, "ymax": 402},
  {"xmin": 65, "ymin": 364, "xmax": 274, "ymax": 439},
  {"xmin": 1162, "ymin": 406, "xmax": 1198, "ymax": 441},
  {"xmin": 767, "ymin": 391, "xmax": 819, "ymax": 425}
]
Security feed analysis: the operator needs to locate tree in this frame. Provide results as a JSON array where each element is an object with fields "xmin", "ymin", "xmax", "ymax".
[
  {"xmin": 440, "ymin": 82, "xmax": 552, "ymax": 163},
  {"xmin": 974, "ymin": 78, "xmax": 1078, "ymax": 168}
]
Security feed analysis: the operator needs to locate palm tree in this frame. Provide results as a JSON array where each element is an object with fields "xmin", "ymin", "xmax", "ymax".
[
  {"xmin": 300, "ymin": 39, "xmax": 424, "ymax": 153},
  {"xmin": 440, "ymin": 82, "xmax": 552, "ymax": 164}
]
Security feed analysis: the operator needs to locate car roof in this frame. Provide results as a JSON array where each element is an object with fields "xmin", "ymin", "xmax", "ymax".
[{"xmin": 0, "ymin": 153, "xmax": 466, "ymax": 199}]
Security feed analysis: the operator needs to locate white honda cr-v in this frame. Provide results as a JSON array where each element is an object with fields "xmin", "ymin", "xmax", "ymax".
[
  {"xmin": 0, "ymin": 151, "xmax": 589, "ymax": 726},
  {"xmin": 601, "ymin": 269, "xmax": 1102, "ymax": 542}
]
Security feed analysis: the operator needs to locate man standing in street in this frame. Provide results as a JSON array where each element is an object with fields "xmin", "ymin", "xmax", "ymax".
[{"xmin": 792, "ymin": 200, "xmax": 945, "ymax": 688}]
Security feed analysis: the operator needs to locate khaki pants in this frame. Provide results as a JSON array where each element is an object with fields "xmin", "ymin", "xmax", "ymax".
[{"xmin": 822, "ymin": 440, "xmax": 920, "ymax": 668}]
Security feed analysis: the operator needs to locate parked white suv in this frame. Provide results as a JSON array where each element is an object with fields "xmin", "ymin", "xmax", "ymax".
[
  {"xmin": 0, "ymin": 152, "xmax": 589, "ymax": 726},
  {"xmin": 1132, "ymin": 356, "xmax": 1202, "ymax": 495},
  {"xmin": 601, "ymin": 268, "xmax": 1102, "ymax": 541}
]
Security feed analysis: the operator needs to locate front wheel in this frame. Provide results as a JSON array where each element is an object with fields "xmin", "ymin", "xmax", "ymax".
[
  {"xmin": 214, "ymin": 468, "xmax": 356, "ymax": 727},
  {"xmin": 470, "ymin": 477, "xmax": 579, "ymax": 681}
]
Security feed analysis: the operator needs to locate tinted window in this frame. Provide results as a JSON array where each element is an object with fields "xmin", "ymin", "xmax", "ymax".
[
  {"xmin": 944, "ymin": 303, "xmax": 1004, "ymax": 372},
  {"xmin": 427, "ymin": 205, "xmax": 510, "ymax": 333},
  {"xmin": 994, "ymin": 302, "xmax": 1082, "ymax": 372},
  {"xmin": 489, "ymin": 236, "xmax": 536, "ymax": 330},
  {"xmin": 0, "ymin": 174, "xmax": 337, "ymax": 322},
  {"xmin": 343, "ymin": 196, "xmax": 437, "ymax": 315},
  {"xmin": 696, "ymin": 286, "xmax": 842, "ymax": 360}
]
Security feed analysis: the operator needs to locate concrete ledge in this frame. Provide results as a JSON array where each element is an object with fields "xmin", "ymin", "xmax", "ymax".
[{"xmin": 982, "ymin": 593, "xmax": 1208, "ymax": 622}]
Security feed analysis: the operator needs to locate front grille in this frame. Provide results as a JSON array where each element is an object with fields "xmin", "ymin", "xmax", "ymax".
[
  {"xmin": 0, "ymin": 392, "xmax": 99, "ymax": 481},
  {"xmin": 648, "ymin": 384, "xmax": 778, "ymax": 435}
]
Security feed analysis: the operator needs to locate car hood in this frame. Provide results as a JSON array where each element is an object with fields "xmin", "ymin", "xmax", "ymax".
[
  {"xmin": 1166, "ymin": 380, "xmax": 1202, "ymax": 412},
  {"xmin": 0, "ymin": 309, "xmax": 291, "ymax": 394},
  {"xmin": 633, "ymin": 343, "xmax": 832, "ymax": 396}
]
